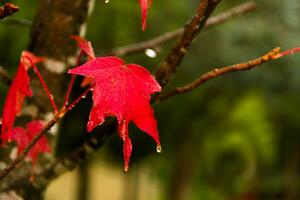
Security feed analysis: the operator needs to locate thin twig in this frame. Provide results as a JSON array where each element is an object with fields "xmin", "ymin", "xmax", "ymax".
[
  {"xmin": 0, "ymin": 18, "xmax": 32, "ymax": 26},
  {"xmin": 276, "ymin": 47, "xmax": 300, "ymax": 58},
  {"xmin": 63, "ymin": 51, "xmax": 84, "ymax": 108},
  {"xmin": 25, "ymin": 57, "xmax": 59, "ymax": 114},
  {"xmin": 158, "ymin": 47, "xmax": 299, "ymax": 102},
  {"xmin": 155, "ymin": 0, "xmax": 221, "ymax": 88},
  {"xmin": 0, "ymin": 65, "xmax": 11, "ymax": 86},
  {"xmin": 112, "ymin": 1, "xmax": 256, "ymax": 57},
  {"xmin": 0, "ymin": 3, "xmax": 19, "ymax": 20},
  {"xmin": 65, "ymin": 85, "xmax": 92, "ymax": 112}
]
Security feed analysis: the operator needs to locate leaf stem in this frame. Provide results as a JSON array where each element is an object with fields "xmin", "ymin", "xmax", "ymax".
[
  {"xmin": 24, "ymin": 56, "xmax": 59, "ymax": 114},
  {"xmin": 66, "ymin": 85, "xmax": 92, "ymax": 112},
  {"xmin": 63, "ymin": 51, "xmax": 84, "ymax": 108}
]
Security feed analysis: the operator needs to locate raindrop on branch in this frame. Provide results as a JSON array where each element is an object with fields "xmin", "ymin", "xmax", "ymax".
[{"xmin": 145, "ymin": 49, "xmax": 157, "ymax": 58}]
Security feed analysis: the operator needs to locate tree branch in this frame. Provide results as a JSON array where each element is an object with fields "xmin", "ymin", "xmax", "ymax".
[
  {"xmin": 0, "ymin": 18, "xmax": 32, "ymax": 26},
  {"xmin": 0, "ymin": 118, "xmax": 117, "ymax": 193},
  {"xmin": 155, "ymin": 0, "xmax": 222, "ymax": 88},
  {"xmin": 158, "ymin": 47, "xmax": 297, "ymax": 102},
  {"xmin": 112, "ymin": 1, "xmax": 256, "ymax": 57},
  {"xmin": 0, "ymin": 3, "xmax": 19, "ymax": 20},
  {"xmin": 0, "ymin": 65, "xmax": 11, "ymax": 86}
]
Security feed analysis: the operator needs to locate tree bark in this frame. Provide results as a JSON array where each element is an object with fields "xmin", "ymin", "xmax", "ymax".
[
  {"xmin": 0, "ymin": 0, "xmax": 94, "ymax": 199},
  {"xmin": 28, "ymin": 0, "xmax": 95, "ymax": 112}
]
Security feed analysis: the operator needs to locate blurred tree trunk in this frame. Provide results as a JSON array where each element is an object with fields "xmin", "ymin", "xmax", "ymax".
[
  {"xmin": 77, "ymin": 161, "xmax": 90, "ymax": 200},
  {"xmin": 0, "ymin": 0, "xmax": 94, "ymax": 199},
  {"xmin": 123, "ymin": 166, "xmax": 139, "ymax": 200},
  {"xmin": 167, "ymin": 143, "xmax": 195, "ymax": 200},
  {"xmin": 28, "ymin": 0, "xmax": 94, "ymax": 112},
  {"xmin": 284, "ymin": 148, "xmax": 299, "ymax": 200}
]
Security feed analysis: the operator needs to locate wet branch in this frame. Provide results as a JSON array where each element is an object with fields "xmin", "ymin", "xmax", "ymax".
[
  {"xmin": 158, "ymin": 47, "xmax": 295, "ymax": 102},
  {"xmin": 112, "ymin": 1, "xmax": 256, "ymax": 57},
  {"xmin": 155, "ymin": 0, "xmax": 222, "ymax": 88}
]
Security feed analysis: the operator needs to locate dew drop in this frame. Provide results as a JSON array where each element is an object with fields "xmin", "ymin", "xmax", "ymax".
[
  {"xmin": 156, "ymin": 145, "xmax": 162, "ymax": 153},
  {"xmin": 104, "ymin": 0, "xmax": 109, "ymax": 3},
  {"xmin": 124, "ymin": 166, "xmax": 129, "ymax": 173},
  {"xmin": 145, "ymin": 48, "xmax": 157, "ymax": 58},
  {"xmin": 82, "ymin": 95, "xmax": 86, "ymax": 99}
]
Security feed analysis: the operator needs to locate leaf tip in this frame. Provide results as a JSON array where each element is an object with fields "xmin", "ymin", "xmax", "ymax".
[{"xmin": 142, "ymin": 22, "xmax": 147, "ymax": 31}]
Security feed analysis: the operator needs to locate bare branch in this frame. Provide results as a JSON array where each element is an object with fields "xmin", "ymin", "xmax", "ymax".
[
  {"xmin": 112, "ymin": 1, "xmax": 256, "ymax": 57},
  {"xmin": 0, "ymin": 65, "xmax": 11, "ymax": 86},
  {"xmin": 158, "ymin": 47, "xmax": 287, "ymax": 102},
  {"xmin": 0, "ymin": 18, "xmax": 32, "ymax": 26},
  {"xmin": 0, "ymin": 3, "xmax": 19, "ymax": 20},
  {"xmin": 155, "ymin": 0, "xmax": 221, "ymax": 88}
]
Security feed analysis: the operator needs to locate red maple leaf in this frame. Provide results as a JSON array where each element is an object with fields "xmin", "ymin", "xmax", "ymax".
[
  {"xmin": 12, "ymin": 120, "xmax": 51, "ymax": 166},
  {"xmin": 68, "ymin": 56, "xmax": 161, "ymax": 171},
  {"xmin": 1, "ymin": 51, "xmax": 43, "ymax": 144}
]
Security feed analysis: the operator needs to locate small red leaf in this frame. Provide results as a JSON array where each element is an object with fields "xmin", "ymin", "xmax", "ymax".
[
  {"xmin": 71, "ymin": 35, "xmax": 95, "ymax": 60},
  {"xmin": 71, "ymin": 36, "xmax": 96, "ymax": 87},
  {"xmin": 12, "ymin": 120, "xmax": 51, "ymax": 166},
  {"xmin": 21, "ymin": 51, "xmax": 44, "ymax": 70},
  {"xmin": 1, "ymin": 51, "xmax": 43, "ymax": 144},
  {"xmin": 68, "ymin": 56, "xmax": 161, "ymax": 171}
]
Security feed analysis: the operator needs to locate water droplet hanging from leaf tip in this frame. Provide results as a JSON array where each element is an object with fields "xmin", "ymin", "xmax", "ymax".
[
  {"xmin": 124, "ymin": 166, "xmax": 129, "ymax": 173},
  {"xmin": 156, "ymin": 145, "xmax": 162, "ymax": 153}
]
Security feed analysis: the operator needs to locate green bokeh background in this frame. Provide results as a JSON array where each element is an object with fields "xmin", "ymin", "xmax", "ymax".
[{"xmin": 0, "ymin": 0, "xmax": 300, "ymax": 199}]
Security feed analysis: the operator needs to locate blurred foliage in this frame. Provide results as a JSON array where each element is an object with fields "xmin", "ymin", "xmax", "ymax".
[{"xmin": 1, "ymin": 0, "xmax": 300, "ymax": 199}]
